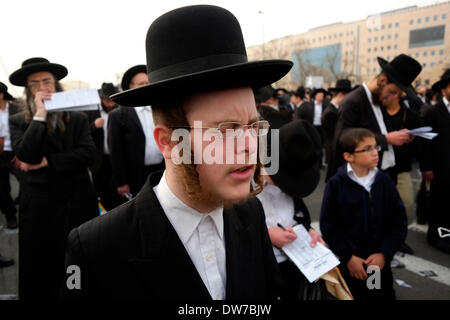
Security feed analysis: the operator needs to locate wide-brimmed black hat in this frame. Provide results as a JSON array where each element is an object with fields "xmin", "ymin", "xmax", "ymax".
[
  {"xmin": 98, "ymin": 82, "xmax": 119, "ymax": 98},
  {"xmin": 431, "ymin": 69, "xmax": 450, "ymax": 92},
  {"xmin": 328, "ymin": 79, "xmax": 352, "ymax": 92},
  {"xmin": 377, "ymin": 54, "xmax": 422, "ymax": 93},
  {"xmin": 9, "ymin": 57, "xmax": 68, "ymax": 87},
  {"xmin": 111, "ymin": 5, "xmax": 292, "ymax": 106},
  {"xmin": 294, "ymin": 86, "xmax": 306, "ymax": 98},
  {"xmin": 311, "ymin": 88, "xmax": 328, "ymax": 99},
  {"xmin": 121, "ymin": 65, "xmax": 147, "ymax": 91},
  {"xmin": 262, "ymin": 110, "xmax": 321, "ymax": 198},
  {"xmin": 0, "ymin": 82, "xmax": 14, "ymax": 101}
]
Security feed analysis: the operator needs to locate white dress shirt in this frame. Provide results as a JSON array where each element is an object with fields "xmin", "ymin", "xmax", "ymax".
[
  {"xmin": 100, "ymin": 109, "xmax": 110, "ymax": 155},
  {"xmin": 443, "ymin": 96, "xmax": 450, "ymax": 115},
  {"xmin": 256, "ymin": 183, "xmax": 297, "ymax": 263},
  {"xmin": 153, "ymin": 171, "xmax": 226, "ymax": 300},
  {"xmin": 0, "ymin": 102, "xmax": 12, "ymax": 151},
  {"xmin": 135, "ymin": 106, "xmax": 164, "ymax": 165},
  {"xmin": 346, "ymin": 162, "xmax": 378, "ymax": 193},
  {"xmin": 362, "ymin": 83, "xmax": 396, "ymax": 170},
  {"xmin": 313, "ymin": 101, "xmax": 322, "ymax": 126}
]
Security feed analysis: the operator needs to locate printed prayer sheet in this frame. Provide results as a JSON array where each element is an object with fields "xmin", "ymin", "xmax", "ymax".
[
  {"xmin": 44, "ymin": 88, "xmax": 100, "ymax": 112},
  {"xmin": 282, "ymin": 224, "xmax": 340, "ymax": 283}
]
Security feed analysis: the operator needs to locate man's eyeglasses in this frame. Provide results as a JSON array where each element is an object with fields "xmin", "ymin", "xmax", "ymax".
[
  {"xmin": 169, "ymin": 120, "xmax": 270, "ymax": 140},
  {"xmin": 353, "ymin": 145, "xmax": 381, "ymax": 154},
  {"xmin": 27, "ymin": 79, "xmax": 55, "ymax": 90}
]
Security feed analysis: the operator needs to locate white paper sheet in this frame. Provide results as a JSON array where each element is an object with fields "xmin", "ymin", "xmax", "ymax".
[
  {"xmin": 407, "ymin": 126, "xmax": 438, "ymax": 139},
  {"xmin": 44, "ymin": 88, "xmax": 100, "ymax": 112},
  {"xmin": 282, "ymin": 225, "xmax": 340, "ymax": 283},
  {"xmin": 407, "ymin": 126, "xmax": 432, "ymax": 134}
]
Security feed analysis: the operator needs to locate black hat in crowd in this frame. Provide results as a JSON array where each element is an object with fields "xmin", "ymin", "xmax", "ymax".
[
  {"xmin": 328, "ymin": 79, "xmax": 352, "ymax": 93},
  {"xmin": 121, "ymin": 64, "xmax": 147, "ymax": 91},
  {"xmin": 0, "ymin": 82, "xmax": 14, "ymax": 101},
  {"xmin": 254, "ymin": 85, "xmax": 276, "ymax": 104},
  {"xmin": 9, "ymin": 57, "xmax": 68, "ymax": 87},
  {"xmin": 98, "ymin": 82, "xmax": 119, "ymax": 98},
  {"xmin": 377, "ymin": 54, "xmax": 422, "ymax": 94},
  {"xmin": 311, "ymin": 88, "xmax": 329, "ymax": 99},
  {"xmin": 111, "ymin": 5, "xmax": 292, "ymax": 106},
  {"xmin": 431, "ymin": 69, "xmax": 450, "ymax": 92},
  {"xmin": 262, "ymin": 109, "xmax": 322, "ymax": 198},
  {"xmin": 294, "ymin": 86, "xmax": 306, "ymax": 99}
]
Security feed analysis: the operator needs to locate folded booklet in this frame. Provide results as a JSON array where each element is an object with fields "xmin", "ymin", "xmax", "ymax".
[
  {"xmin": 407, "ymin": 126, "xmax": 438, "ymax": 140},
  {"xmin": 282, "ymin": 225, "xmax": 340, "ymax": 283},
  {"xmin": 44, "ymin": 88, "xmax": 100, "ymax": 112}
]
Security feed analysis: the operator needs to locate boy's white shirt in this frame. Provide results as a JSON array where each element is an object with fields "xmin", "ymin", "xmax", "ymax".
[{"xmin": 346, "ymin": 162, "xmax": 378, "ymax": 193}]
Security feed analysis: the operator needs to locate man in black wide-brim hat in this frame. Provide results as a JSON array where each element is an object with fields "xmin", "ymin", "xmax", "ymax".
[
  {"xmin": 326, "ymin": 54, "xmax": 422, "ymax": 182},
  {"xmin": 421, "ymin": 69, "xmax": 450, "ymax": 254},
  {"xmin": 62, "ymin": 5, "xmax": 293, "ymax": 300}
]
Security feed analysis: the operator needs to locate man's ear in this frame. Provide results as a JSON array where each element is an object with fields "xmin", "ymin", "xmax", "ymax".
[
  {"xmin": 154, "ymin": 124, "xmax": 174, "ymax": 159},
  {"xmin": 343, "ymin": 152, "xmax": 353, "ymax": 163},
  {"xmin": 377, "ymin": 73, "xmax": 388, "ymax": 87}
]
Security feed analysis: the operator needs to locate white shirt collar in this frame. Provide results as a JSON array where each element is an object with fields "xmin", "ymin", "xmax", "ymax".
[
  {"xmin": 346, "ymin": 163, "xmax": 378, "ymax": 192},
  {"xmin": 443, "ymin": 96, "xmax": 450, "ymax": 110},
  {"xmin": 136, "ymin": 105, "xmax": 151, "ymax": 112},
  {"xmin": 331, "ymin": 101, "xmax": 339, "ymax": 109},
  {"xmin": 154, "ymin": 171, "xmax": 224, "ymax": 244}
]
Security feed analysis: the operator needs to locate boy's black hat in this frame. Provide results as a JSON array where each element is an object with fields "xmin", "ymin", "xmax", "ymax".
[{"xmin": 111, "ymin": 5, "xmax": 292, "ymax": 106}]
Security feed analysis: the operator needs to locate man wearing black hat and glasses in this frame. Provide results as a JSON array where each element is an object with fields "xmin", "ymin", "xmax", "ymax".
[
  {"xmin": 321, "ymin": 79, "xmax": 352, "ymax": 165},
  {"xmin": 108, "ymin": 64, "xmax": 165, "ymax": 202},
  {"xmin": 326, "ymin": 54, "xmax": 421, "ymax": 183},
  {"xmin": 0, "ymin": 82, "xmax": 22, "ymax": 229},
  {"xmin": 421, "ymin": 69, "xmax": 450, "ymax": 254},
  {"xmin": 62, "ymin": 5, "xmax": 292, "ymax": 300},
  {"xmin": 85, "ymin": 83, "xmax": 120, "ymax": 211},
  {"xmin": 8, "ymin": 57, "xmax": 98, "ymax": 299}
]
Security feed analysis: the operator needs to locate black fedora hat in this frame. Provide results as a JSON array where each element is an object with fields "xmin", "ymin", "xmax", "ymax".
[
  {"xmin": 294, "ymin": 86, "xmax": 306, "ymax": 98},
  {"xmin": 0, "ymin": 82, "xmax": 14, "ymax": 101},
  {"xmin": 311, "ymin": 88, "xmax": 328, "ymax": 99},
  {"xmin": 431, "ymin": 69, "xmax": 450, "ymax": 92},
  {"xmin": 254, "ymin": 85, "xmax": 276, "ymax": 104},
  {"xmin": 262, "ymin": 109, "xmax": 321, "ymax": 198},
  {"xmin": 98, "ymin": 82, "xmax": 119, "ymax": 98},
  {"xmin": 111, "ymin": 5, "xmax": 293, "ymax": 106},
  {"xmin": 377, "ymin": 54, "xmax": 422, "ymax": 93},
  {"xmin": 328, "ymin": 79, "xmax": 352, "ymax": 92},
  {"xmin": 121, "ymin": 65, "xmax": 147, "ymax": 91},
  {"xmin": 9, "ymin": 57, "xmax": 68, "ymax": 87}
]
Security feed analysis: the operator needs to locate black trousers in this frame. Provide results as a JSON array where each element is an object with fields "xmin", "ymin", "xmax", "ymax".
[
  {"xmin": 0, "ymin": 151, "xmax": 20, "ymax": 219},
  {"xmin": 92, "ymin": 154, "xmax": 123, "ymax": 211}
]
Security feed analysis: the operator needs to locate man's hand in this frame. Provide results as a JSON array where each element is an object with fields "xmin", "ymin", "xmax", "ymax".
[
  {"xmin": 117, "ymin": 184, "xmax": 130, "ymax": 197},
  {"xmin": 94, "ymin": 118, "xmax": 105, "ymax": 129},
  {"xmin": 347, "ymin": 255, "xmax": 368, "ymax": 281},
  {"xmin": 364, "ymin": 253, "xmax": 386, "ymax": 270},
  {"xmin": 34, "ymin": 91, "xmax": 51, "ymax": 118},
  {"xmin": 308, "ymin": 228, "xmax": 326, "ymax": 248},
  {"xmin": 268, "ymin": 226, "xmax": 297, "ymax": 249},
  {"xmin": 386, "ymin": 129, "xmax": 413, "ymax": 146},
  {"xmin": 19, "ymin": 157, "xmax": 48, "ymax": 172},
  {"xmin": 422, "ymin": 170, "xmax": 434, "ymax": 182}
]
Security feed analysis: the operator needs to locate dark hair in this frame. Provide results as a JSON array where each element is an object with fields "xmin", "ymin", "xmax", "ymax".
[{"xmin": 339, "ymin": 128, "xmax": 375, "ymax": 154}]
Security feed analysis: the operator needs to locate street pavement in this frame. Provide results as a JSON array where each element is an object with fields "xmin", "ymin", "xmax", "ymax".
[{"xmin": 1, "ymin": 165, "xmax": 449, "ymax": 300}]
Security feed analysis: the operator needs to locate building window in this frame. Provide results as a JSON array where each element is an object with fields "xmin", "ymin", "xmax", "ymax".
[
  {"xmin": 415, "ymin": 52, "xmax": 420, "ymax": 58},
  {"xmin": 423, "ymin": 63, "xmax": 427, "ymax": 68},
  {"xmin": 388, "ymin": 23, "xmax": 392, "ymax": 29},
  {"xmin": 423, "ymin": 51, "xmax": 427, "ymax": 57},
  {"xmin": 431, "ymin": 62, "xmax": 435, "ymax": 67},
  {"xmin": 395, "ymin": 34, "xmax": 399, "ymax": 39},
  {"xmin": 382, "ymin": 25, "xmax": 385, "ymax": 30},
  {"xmin": 368, "ymin": 38, "xmax": 372, "ymax": 42},
  {"xmin": 440, "ymin": 49, "xmax": 444, "ymax": 55},
  {"xmin": 374, "ymin": 36, "xmax": 378, "ymax": 42},
  {"xmin": 425, "ymin": 17, "xmax": 430, "ymax": 22},
  {"xmin": 381, "ymin": 36, "xmax": 384, "ymax": 41},
  {"xmin": 381, "ymin": 46, "xmax": 384, "ymax": 51},
  {"xmin": 387, "ymin": 45, "xmax": 391, "ymax": 50},
  {"xmin": 367, "ymin": 58, "xmax": 371, "ymax": 63},
  {"xmin": 373, "ymin": 68, "xmax": 377, "ymax": 73},
  {"xmin": 394, "ymin": 44, "xmax": 398, "ymax": 49},
  {"xmin": 374, "ymin": 58, "xmax": 377, "ymax": 62},
  {"xmin": 410, "ymin": 19, "xmax": 414, "ymax": 25},
  {"xmin": 395, "ymin": 22, "xmax": 399, "ymax": 28},
  {"xmin": 367, "ymin": 68, "xmax": 370, "ymax": 74},
  {"xmin": 374, "ymin": 47, "xmax": 378, "ymax": 52},
  {"xmin": 417, "ymin": 18, "xmax": 422, "ymax": 24},
  {"xmin": 368, "ymin": 48, "xmax": 371, "ymax": 52},
  {"xmin": 443, "ymin": 14, "xmax": 447, "ymax": 19},
  {"xmin": 388, "ymin": 35, "xmax": 392, "ymax": 39},
  {"xmin": 431, "ymin": 50, "xmax": 435, "ymax": 56},
  {"xmin": 425, "ymin": 79, "xmax": 430, "ymax": 85},
  {"xmin": 434, "ymin": 15, "xmax": 438, "ymax": 21}
]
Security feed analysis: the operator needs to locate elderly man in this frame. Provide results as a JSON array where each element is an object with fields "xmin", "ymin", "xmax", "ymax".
[
  {"xmin": 62, "ymin": 5, "xmax": 293, "ymax": 300},
  {"xmin": 9, "ymin": 57, "xmax": 98, "ymax": 299}
]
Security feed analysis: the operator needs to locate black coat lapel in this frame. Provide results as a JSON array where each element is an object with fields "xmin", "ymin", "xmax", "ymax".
[
  {"xmin": 127, "ymin": 174, "xmax": 211, "ymax": 300},
  {"xmin": 128, "ymin": 108, "xmax": 145, "ymax": 135}
]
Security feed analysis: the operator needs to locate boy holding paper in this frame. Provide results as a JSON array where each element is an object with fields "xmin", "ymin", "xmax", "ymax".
[{"xmin": 320, "ymin": 128, "xmax": 407, "ymax": 301}]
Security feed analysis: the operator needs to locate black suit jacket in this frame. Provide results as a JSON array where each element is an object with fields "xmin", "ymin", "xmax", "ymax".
[
  {"xmin": 293, "ymin": 100, "xmax": 327, "ymax": 125},
  {"xmin": 108, "ymin": 106, "xmax": 161, "ymax": 195},
  {"xmin": 421, "ymin": 100, "xmax": 450, "ymax": 181},
  {"xmin": 321, "ymin": 102, "xmax": 339, "ymax": 163},
  {"xmin": 61, "ymin": 172, "xmax": 284, "ymax": 300},
  {"xmin": 326, "ymin": 86, "xmax": 389, "ymax": 181}
]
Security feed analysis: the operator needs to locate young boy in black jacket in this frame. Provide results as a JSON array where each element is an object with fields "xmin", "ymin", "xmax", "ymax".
[{"xmin": 320, "ymin": 128, "xmax": 407, "ymax": 301}]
